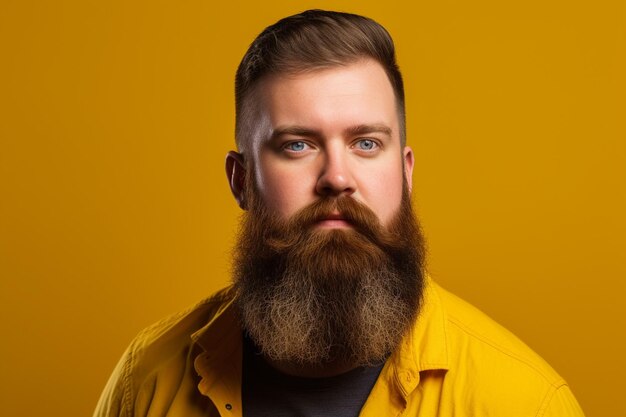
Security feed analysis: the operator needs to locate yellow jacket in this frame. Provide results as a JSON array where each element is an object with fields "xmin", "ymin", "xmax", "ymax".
[{"xmin": 94, "ymin": 278, "xmax": 584, "ymax": 416}]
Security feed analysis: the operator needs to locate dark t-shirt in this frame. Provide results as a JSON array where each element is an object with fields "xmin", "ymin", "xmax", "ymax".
[{"xmin": 242, "ymin": 335, "xmax": 384, "ymax": 417}]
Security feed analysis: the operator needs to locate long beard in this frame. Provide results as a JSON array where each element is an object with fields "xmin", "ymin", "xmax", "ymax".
[{"xmin": 233, "ymin": 181, "xmax": 426, "ymax": 368}]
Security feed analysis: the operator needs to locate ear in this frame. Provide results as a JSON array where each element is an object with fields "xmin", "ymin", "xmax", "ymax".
[
  {"xmin": 225, "ymin": 151, "xmax": 248, "ymax": 210},
  {"xmin": 403, "ymin": 146, "xmax": 415, "ymax": 194}
]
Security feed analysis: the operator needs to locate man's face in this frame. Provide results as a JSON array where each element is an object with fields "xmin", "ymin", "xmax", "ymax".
[
  {"xmin": 228, "ymin": 60, "xmax": 425, "ymax": 369},
  {"xmin": 247, "ymin": 58, "xmax": 414, "ymax": 228}
]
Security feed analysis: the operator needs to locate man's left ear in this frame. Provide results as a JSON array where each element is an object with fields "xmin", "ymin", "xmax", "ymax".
[{"xmin": 403, "ymin": 146, "xmax": 415, "ymax": 193}]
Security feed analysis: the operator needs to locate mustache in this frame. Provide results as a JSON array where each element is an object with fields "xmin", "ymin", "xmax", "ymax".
[{"xmin": 265, "ymin": 196, "xmax": 399, "ymax": 252}]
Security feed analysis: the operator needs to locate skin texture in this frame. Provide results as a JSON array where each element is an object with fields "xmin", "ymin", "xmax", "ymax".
[{"xmin": 227, "ymin": 59, "xmax": 414, "ymax": 228}]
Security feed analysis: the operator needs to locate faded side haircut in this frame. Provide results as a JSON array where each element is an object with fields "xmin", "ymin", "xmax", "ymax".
[{"xmin": 235, "ymin": 9, "xmax": 406, "ymax": 153}]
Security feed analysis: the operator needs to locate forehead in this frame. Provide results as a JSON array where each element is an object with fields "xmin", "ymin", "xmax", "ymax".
[{"xmin": 251, "ymin": 59, "xmax": 399, "ymax": 147}]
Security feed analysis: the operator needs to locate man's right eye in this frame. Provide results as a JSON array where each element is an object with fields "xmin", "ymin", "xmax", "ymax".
[{"xmin": 284, "ymin": 141, "xmax": 309, "ymax": 152}]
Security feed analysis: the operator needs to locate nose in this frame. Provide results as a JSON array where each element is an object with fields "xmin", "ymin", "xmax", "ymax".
[{"xmin": 315, "ymin": 148, "xmax": 356, "ymax": 197}]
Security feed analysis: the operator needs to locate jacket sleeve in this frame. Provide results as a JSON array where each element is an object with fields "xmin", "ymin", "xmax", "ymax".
[
  {"xmin": 540, "ymin": 384, "xmax": 585, "ymax": 417},
  {"xmin": 93, "ymin": 345, "xmax": 133, "ymax": 417}
]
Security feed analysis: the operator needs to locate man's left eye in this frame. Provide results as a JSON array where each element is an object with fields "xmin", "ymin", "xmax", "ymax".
[
  {"xmin": 284, "ymin": 141, "xmax": 308, "ymax": 152},
  {"xmin": 356, "ymin": 139, "xmax": 377, "ymax": 151}
]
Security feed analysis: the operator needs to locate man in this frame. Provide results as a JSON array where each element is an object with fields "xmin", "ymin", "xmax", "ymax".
[{"xmin": 94, "ymin": 10, "xmax": 584, "ymax": 417}]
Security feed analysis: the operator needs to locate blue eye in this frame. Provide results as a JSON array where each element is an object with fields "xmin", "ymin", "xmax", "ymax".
[
  {"xmin": 357, "ymin": 139, "xmax": 377, "ymax": 150},
  {"xmin": 285, "ymin": 141, "xmax": 307, "ymax": 152}
]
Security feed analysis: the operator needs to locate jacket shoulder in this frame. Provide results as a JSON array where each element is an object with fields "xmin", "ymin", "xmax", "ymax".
[
  {"xmin": 432, "ymin": 284, "xmax": 582, "ymax": 415},
  {"xmin": 436, "ymin": 283, "xmax": 564, "ymax": 385},
  {"xmin": 93, "ymin": 287, "xmax": 235, "ymax": 417}
]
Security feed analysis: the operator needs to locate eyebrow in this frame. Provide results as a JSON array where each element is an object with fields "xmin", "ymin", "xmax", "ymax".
[
  {"xmin": 270, "ymin": 123, "xmax": 393, "ymax": 141},
  {"xmin": 345, "ymin": 123, "xmax": 392, "ymax": 137},
  {"xmin": 270, "ymin": 126, "xmax": 322, "ymax": 141}
]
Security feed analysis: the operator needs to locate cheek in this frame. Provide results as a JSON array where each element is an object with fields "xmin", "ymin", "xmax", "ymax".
[
  {"xmin": 254, "ymin": 163, "xmax": 314, "ymax": 218},
  {"xmin": 357, "ymin": 164, "xmax": 406, "ymax": 225}
]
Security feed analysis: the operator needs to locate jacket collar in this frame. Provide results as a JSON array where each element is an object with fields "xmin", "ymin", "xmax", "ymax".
[
  {"xmin": 358, "ymin": 275, "xmax": 449, "ymax": 416},
  {"xmin": 191, "ymin": 275, "xmax": 449, "ymax": 412},
  {"xmin": 191, "ymin": 291, "xmax": 243, "ymax": 415},
  {"xmin": 390, "ymin": 275, "xmax": 449, "ymax": 393}
]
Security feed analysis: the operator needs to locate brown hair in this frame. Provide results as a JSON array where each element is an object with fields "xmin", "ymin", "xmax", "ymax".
[{"xmin": 235, "ymin": 9, "xmax": 406, "ymax": 153}]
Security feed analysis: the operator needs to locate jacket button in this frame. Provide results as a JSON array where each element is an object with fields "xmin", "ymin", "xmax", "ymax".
[{"xmin": 225, "ymin": 404, "xmax": 232, "ymax": 411}]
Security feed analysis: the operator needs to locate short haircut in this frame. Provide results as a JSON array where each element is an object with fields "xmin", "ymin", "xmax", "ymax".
[{"xmin": 235, "ymin": 9, "xmax": 406, "ymax": 153}]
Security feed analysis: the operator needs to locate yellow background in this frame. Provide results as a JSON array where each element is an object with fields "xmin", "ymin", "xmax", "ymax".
[{"xmin": 1, "ymin": 1, "xmax": 624, "ymax": 416}]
